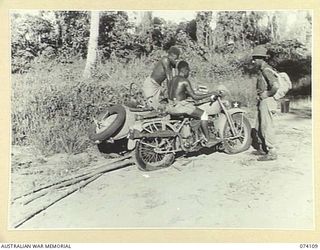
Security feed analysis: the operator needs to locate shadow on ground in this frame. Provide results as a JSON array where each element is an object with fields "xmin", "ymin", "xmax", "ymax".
[
  {"xmin": 97, "ymin": 138, "xmax": 128, "ymax": 155},
  {"xmin": 289, "ymin": 107, "xmax": 312, "ymax": 119}
]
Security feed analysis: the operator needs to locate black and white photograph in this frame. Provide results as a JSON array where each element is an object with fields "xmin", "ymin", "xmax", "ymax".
[{"xmin": 10, "ymin": 10, "xmax": 313, "ymax": 230}]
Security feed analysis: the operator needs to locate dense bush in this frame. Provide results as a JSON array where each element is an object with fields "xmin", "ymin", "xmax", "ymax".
[
  {"xmin": 11, "ymin": 58, "xmax": 151, "ymax": 155},
  {"xmin": 11, "ymin": 40, "xmax": 311, "ymax": 155},
  {"xmin": 11, "ymin": 11, "xmax": 312, "ymax": 155},
  {"xmin": 11, "ymin": 53, "xmax": 258, "ymax": 155}
]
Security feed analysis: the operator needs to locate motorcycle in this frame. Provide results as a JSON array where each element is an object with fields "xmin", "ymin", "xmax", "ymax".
[
  {"xmin": 88, "ymin": 88, "xmax": 252, "ymax": 171},
  {"xmin": 128, "ymin": 94, "xmax": 251, "ymax": 171}
]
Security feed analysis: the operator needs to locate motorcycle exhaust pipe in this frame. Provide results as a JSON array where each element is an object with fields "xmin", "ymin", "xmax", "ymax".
[{"xmin": 128, "ymin": 129, "xmax": 177, "ymax": 140}]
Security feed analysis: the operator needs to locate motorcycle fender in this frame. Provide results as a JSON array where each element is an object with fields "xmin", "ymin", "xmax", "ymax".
[
  {"xmin": 227, "ymin": 107, "xmax": 247, "ymax": 115},
  {"xmin": 127, "ymin": 118, "xmax": 176, "ymax": 150},
  {"xmin": 215, "ymin": 108, "xmax": 246, "ymax": 137}
]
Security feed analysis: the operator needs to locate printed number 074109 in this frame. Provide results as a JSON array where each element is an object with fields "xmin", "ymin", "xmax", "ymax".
[{"xmin": 300, "ymin": 244, "xmax": 319, "ymax": 248}]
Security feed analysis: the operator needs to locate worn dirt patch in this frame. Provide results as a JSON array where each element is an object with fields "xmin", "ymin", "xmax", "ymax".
[{"xmin": 9, "ymin": 106, "xmax": 313, "ymax": 229}]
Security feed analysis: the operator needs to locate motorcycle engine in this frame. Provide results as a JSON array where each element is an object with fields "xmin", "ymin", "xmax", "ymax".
[{"xmin": 181, "ymin": 124, "xmax": 191, "ymax": 138}]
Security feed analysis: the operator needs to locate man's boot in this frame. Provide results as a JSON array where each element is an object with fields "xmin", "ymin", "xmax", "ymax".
[
  {"xmin": 201, "ymin": 120, "xmax": 218, "ymax": 147},
  {"xmin": 257, "ymin": 148, "xmax": 278, "ymax": 161}
]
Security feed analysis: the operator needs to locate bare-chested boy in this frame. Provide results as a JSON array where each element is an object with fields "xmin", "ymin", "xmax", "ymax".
[
  {"xmin": 143, "ymin": 46, "xmax": 180, "ymax": 109},
  {"xmin": 167, "ymin": 61, "xmax": 220, "ymax": 144}
]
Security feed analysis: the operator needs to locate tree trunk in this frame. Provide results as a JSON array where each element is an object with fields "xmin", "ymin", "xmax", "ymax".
[
  {"xmin": 140, "ymin": 11, "xmax": 152, "ymax": 34},
  {"xmin": 268, "ymin": 13, "xmax": 274, "ymax": 42},
  {"xmin": 83, "ymin": 11, "xmax": 100, "ymax": 79}
]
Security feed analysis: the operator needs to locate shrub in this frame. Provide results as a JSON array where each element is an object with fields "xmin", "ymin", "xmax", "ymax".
[
  {"xmin": 11, "ymin": 58, "xmax": 152, "ymax": 155},
  {"xmin": 11, "ymin": 46, "xmax": 308, "ymax": 156}
]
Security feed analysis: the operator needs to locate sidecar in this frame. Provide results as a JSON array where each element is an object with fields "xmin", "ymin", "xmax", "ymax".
[{"xmin": 88, "ymin": 104, "xmax": 160, "ymax": 145}]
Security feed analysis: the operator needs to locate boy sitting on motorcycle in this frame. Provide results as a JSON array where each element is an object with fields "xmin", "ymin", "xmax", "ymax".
[{"xmin": 166, "ymin": 61, "xmax": 221, "ymax": 145}]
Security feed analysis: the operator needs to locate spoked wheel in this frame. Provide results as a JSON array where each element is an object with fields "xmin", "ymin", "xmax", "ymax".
[
  {"xmin": 222, "ymin": 113, "xmax": 251, "ymax": 154},
  {"xmin": 133, "ymin": 121, "xmax": 176, "ymax": 171}
]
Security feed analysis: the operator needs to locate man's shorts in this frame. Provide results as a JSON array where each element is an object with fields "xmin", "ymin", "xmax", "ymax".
[
  {"xmin": 166, "ymin": 100, "xmax": 200, "ymax": 118},
  {"xmin": 142, "ymin": 77, "xmax": 162, "ymax": 109}
]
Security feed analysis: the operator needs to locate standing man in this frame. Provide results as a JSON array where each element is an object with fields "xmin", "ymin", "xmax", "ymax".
[
  {"xmin": 252, "ymin": 45, "xmax": 279, "ymax": 161},
  {"xmin": 143, "ymin": 46, "xmax": 180, "ymax": 109}
]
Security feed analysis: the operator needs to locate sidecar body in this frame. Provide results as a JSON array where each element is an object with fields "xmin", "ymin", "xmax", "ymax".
[{"xmin": 88, "ymin": 104, "xmax": 161, "ymax": 144}]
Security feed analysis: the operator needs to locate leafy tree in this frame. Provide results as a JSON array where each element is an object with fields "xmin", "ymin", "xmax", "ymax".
[
  {"xmin": 213, "ymin": 11, "xmax": 272, "ymax": 52},
  {"xmin": 196, "ymin": 11, "xmax": 213, "ymax": 47},
  {"xmin": 186, "ymin": 19, "xmax": 197, "ymax": 41},
  {"xmin": 53, "ymin": 11, "xmax": 90, "ymax": 60},
  {"xmin": 243, "ymin": 11, "xmax": 271, "ymax": 45},
  {"xmin": 98, "ymin": 11, "xmax": 140, "ymax": 60},
  {"xmin": 11, "ymin": 13, "xmax": 56, "ymax": 73},
  {"xmin": 213, "ymin": 11, "xmax": 246, "ymax": 48}
]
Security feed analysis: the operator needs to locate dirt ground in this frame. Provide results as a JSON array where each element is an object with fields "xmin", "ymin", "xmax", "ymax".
[{"xmin": 9, "ymin": 103, "xmax": 313, "ymax": 229}]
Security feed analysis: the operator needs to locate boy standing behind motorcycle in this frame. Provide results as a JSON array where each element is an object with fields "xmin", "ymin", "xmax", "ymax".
[
  {"xmin": 167, "ymin": 61, "xmax": 220, "ymax": 145},
  {"xmin": 142, "ymin": 46, "xmax": 180, "ymax": 109}
]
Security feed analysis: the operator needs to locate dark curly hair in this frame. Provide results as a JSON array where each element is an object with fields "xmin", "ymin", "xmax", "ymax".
[
  {"xmin": 177, "ymin": 60, "xmax": 189, "ymax": 71},
  {"xmin": 168, "ymin": 46, "xmax": 181, "ymax": 57}
]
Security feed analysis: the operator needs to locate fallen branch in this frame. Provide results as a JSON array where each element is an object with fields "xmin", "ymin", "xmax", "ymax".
[
  {"xmin": 21, "ymin": 175, "xmax": 94, "ymax": 205},
  {"xmin": 13, "ymin": 154, "xmax": 132, "ymax": 202},
  {"xmin": 13, "ymin": 173, "xmax": 103, "ymax": 229},
  {"xmin": 17, "ymin": 158, "xmax": 133, "ymax": 206},
  {"xmin": 12, "ymin": 160, "xmax": 134, "ymax": 228}
]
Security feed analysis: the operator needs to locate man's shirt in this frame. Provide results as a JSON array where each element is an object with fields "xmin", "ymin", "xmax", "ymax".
[{"xmin": 256, "ymin": 61, "xmax": 279, "ymax": 97}]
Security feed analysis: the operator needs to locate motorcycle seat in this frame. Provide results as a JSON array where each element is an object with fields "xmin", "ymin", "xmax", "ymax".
[
  {"xmin": 128, "ymin": 106, "xmax": 154, "ymax": 112},
  {"xmin": 170, "ymin": 114, "xmax": 194, "ymax": 120},
  {"xmin": 135, "ymin": 111, "xmax": 168, "ymax": 120}
]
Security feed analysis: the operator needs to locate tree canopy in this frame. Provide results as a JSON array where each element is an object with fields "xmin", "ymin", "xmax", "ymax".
[{"xmin": 11, "ymin": 10, "xmax": 311, "ymax": 74}]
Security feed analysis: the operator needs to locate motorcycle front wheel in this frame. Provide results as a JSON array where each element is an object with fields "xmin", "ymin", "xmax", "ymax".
[
  {"xmin": 222, "ymin": 113, "xmax": 252, "ymax": 154},
  {"xmin": 133, "ymin": 122, "xmax": 176, "ymax": 171}
]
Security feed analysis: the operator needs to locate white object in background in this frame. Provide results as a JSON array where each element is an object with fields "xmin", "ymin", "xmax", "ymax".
[{"xmin": 197, "ymin": 85, "xmax": 209, "ymax": 94}]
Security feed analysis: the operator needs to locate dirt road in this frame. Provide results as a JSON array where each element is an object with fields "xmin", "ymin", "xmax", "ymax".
[{"xmin": 10, "ymin": 105, "xmax": 313, "ymax": 229}]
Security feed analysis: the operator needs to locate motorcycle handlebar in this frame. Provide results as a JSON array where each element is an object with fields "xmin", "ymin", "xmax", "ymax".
[{"xmin": 210, "ymin": 92, "xmax": 224, "ymax": 101}]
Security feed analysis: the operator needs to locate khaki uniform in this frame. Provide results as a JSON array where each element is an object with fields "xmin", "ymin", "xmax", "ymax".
[
  {"xmin": 166, "ymin": 99, "xmax": 197, "ymax": 116},
  {"xmin": 256, "ymin": 97, "xmax": 277, "ymax": 151},
  {"xmin": 256, "ymin": 62, "xmax": 279, "ymax": 152},
  {"xmin": 166, "ymin": 99, "xmax": 221, "ymax": 118}
]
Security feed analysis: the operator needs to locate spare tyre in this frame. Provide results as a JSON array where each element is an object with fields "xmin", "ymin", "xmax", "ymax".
[{"xmin": 88, "ymin": 105, "xmax": 126, "ymax": 142}]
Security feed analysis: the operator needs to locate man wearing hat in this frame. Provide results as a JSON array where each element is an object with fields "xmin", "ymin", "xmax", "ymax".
[
  {"xmin": 142, "ymin": 46, "xmax": 180, "ymax": 109},
  {"xmin": 252, "ymin": 45, "xmax": 279, "ymax": 161}
]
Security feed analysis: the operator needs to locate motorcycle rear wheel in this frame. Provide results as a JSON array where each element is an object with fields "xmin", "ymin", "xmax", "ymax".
[
  {"xmin": 222, "ymin": 113, "xmax": 251, "ymax": 154},
  {"xmin": 133, "ymin": 122, "xmax": 176, "ymax": 171}
]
